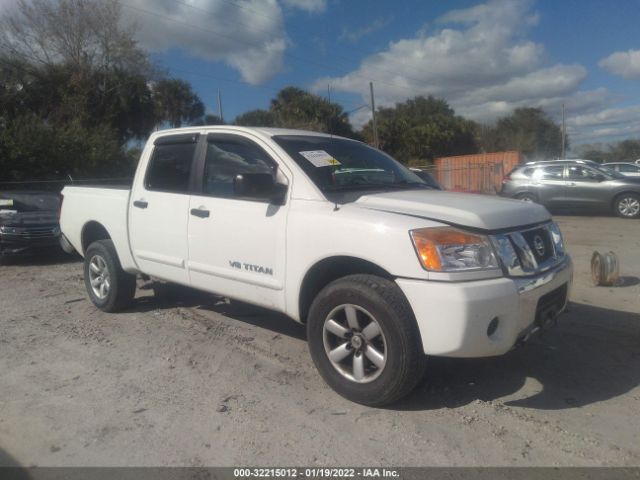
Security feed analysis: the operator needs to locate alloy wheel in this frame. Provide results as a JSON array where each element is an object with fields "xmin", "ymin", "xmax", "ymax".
[{"xmin": 322, "ymin": 304, "xmax": 387, "ymax": 383}]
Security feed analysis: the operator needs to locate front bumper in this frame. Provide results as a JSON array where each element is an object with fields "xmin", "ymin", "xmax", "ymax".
[
  {"xmin": 396, "ymin": 256, "xmax": 573, "ymax": 358},
  {"xmin": 0, "ymin": 233, "xmax": 61, "ymax": 255}
]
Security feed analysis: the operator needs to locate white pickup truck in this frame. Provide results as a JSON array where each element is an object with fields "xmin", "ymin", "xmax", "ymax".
[{"xmin": 60, "ymin": 126, "xmax": 572, "ymax": 406}]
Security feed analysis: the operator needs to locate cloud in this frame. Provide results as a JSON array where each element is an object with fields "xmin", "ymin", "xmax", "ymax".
[
  {"xmin": 281, "ymin": 0, "xmax": 327, "ymax": 13},
  {"xmin": 126, "ymin": 0, "xmax": 288, "ymax": 84},
  {"xmin": 340, "ymin": 16, "xmax": 393, "ymax": 43},
  {"xmin": 313, "ymin": 0, "xmax": 618, "ymax": 136},
  {"xmin": 599, "ymin": 49, "xmax": 640, "ymax": 80}
]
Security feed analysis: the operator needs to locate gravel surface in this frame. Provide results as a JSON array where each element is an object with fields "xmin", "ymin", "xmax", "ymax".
[{"xmin": 0, "ymin": 215, "xmax": 639, "ymax": 467}]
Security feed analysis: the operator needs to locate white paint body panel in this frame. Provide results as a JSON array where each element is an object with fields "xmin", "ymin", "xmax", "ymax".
[{"xmin": 60, "ymin": 126, "xmax": 573, "ymax": 358}]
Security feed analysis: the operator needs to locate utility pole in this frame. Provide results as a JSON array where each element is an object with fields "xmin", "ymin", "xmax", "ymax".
[
  {"xmin": 561, "ymin": 103, "xmax": 566, "ymax": 159},
  {"xmin": 369, "ymin": 82, "xmax": 379, "ymax": 149},
  {"xmin": 327, "ymin": 84, "xmax": 333, "ymax": 136},
  {"xmin": 218, "ymin": 89, "xmax": 224, "ymax": 124}
]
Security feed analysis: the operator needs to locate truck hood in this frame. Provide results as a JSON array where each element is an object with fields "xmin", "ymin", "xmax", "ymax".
[{"xmin": 353, "ymin": 190, "xmax": 551, "ymax": 231}]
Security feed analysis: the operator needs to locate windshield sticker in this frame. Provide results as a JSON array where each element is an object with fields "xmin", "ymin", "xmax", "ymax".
[
  {"xmin": 0, "ymin": 199, "xmax": 14, "ymax": 207},
  {"xmin": 299, "ymin": 150, "xmax": 341, "ymax": 168},
  {"xmin": 0, "ymin": 209, "xmax": 17, "ymax": 215}
]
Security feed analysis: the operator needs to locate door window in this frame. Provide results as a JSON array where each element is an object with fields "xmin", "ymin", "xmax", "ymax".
[
  {"xmin": 145, "ymin": 142, "xmax": 197, "ymax": 193},
  {"xmin": 203, "ymin": 139, "xmax": 277, "ymax": 198},
  {"xmin": 618, "ymin": 164, "xmax": 640, "ymax": 173},
  {"xmin": 566, "ymin": 165, "xmax": 600, "ymax": 181}
]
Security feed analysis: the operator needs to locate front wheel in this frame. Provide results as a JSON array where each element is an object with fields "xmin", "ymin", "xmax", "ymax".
[
  {"xmin": 307, "ymin": 274, "xmax": 426, "ymax": 406},
  {"xmin": 84, "ymin": 240, "xmax": 136, "ymax": 312},
  {"xmin": 614, "ymin": 193, "xmax": 640, "ymax": 219}
]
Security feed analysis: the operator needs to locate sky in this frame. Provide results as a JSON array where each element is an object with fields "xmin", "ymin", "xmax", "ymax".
[{"xmin": 11, "ymin": 0, "xmax": 640, "ymax": 147}]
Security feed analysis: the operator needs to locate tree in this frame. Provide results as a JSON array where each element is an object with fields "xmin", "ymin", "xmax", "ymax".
[
  {"xmin": 610, "ymin": 139, "xmax": 640, "ymax": 161},
  {"xmin": 151, "ymin": 79, "xmax": 205, "ymax": 128},
  {"xmin": 234, "ymin": 87, "xmax": 357, "ymax": 137},
  {"xmin": 578, "ymin": 139, "xmax": 640, "ymax": 163},
  {"xmin": 0, "ymin": 0, "xmax": 208, "ymax": 180},
  {"xmin": 234, "ymin": 109, "xmax": 275, "ymax": 127},
  {"xmin": 0, "ymin": 0, "xmax": 150, "ymax": 75},
  {"xmin": 270, "ymin": 87, "xmax": 355, "ymax": 137},
  {"xmin": 479, "ymin": 107, "xmax": 565, "ymax": 159},
  {"xmin": 361, "ymin": 96, "xmax": 477, "ymax": 163},
  {"xmin": 193, "ymin": 114, "xmax": 225, "ymax": 126}
]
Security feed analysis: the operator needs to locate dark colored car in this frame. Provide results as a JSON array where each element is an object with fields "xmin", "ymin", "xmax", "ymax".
[
  {"xmin": 0, "ymin": 191, "xmax": 62, "ymax": 256},
  {"xmin": 500, "ymin": 160, "xmax": 640, "ymax": 219},
  {"xmin": 409, "ymin": 168, "xmax": 442, "ymax": 190}
]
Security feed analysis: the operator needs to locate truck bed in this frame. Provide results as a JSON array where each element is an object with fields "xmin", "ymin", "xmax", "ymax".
[{"xmin": 60, "ymin": 186, "xmax": 137, "ymax": 271}]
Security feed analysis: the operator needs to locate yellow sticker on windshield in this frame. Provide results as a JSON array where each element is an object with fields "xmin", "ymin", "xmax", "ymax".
[{"xmin": 0, "ymin": 199, "xmax": 14, "ymax": 207}]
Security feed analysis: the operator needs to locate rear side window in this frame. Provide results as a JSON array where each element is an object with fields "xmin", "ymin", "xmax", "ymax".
[
  {"xmin": 532, "ymin": 165, "xmax": 564, "ymax": 180},
  {"xmin": 145, "ymin": 141, "xmax": 197, "ymax": 193}
]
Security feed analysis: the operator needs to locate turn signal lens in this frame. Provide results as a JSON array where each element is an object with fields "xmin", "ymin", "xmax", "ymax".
[{"xmin": 410, "ymin": 227, "xmax": 498, "ymax": 272}]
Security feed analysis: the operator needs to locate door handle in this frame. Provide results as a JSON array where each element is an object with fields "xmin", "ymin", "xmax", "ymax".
[
  {"xmin": 190, "ymin": 208, "xmax": 210, "ymax": 218},
  {"xmin": 133, "ymin": 200, "xmax": 148, "ymax": 209}
]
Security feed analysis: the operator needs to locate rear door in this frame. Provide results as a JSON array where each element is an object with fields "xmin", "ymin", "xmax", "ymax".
[
  {"xmin": 129, "ymin": 133, "xmax": 200, "ymax": 285},
  {"xmin": 530, "ymin": 164, "xmax": 566, "ymax": 206},
  {"xmin": 187, "ymin": 133, "xmax": 290, "ymax": 310}
]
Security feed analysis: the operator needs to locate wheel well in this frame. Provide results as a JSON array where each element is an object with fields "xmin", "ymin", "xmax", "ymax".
[
  {"xmin": 298, "ymin": 256, "xmax": 394, "ymax": 322},
  {"xmin": 81, "ymin": 221, "xmax": 111, "ymax": 254},
  {"xmin": 516, "ymin": 191, "xmax": 537, "ymax": 199},
  {"xmin": 613, "ymin": 191, "xmax": 640, "ymax": 204}
]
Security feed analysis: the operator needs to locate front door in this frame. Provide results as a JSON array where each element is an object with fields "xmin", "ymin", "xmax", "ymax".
[
  {"xmin": 564, "ymin": 164, "xmax": 608, "ymax": 209},
  {"xmin": 187, "ymin": 133, "xmax": 289, "ymax": 311}
]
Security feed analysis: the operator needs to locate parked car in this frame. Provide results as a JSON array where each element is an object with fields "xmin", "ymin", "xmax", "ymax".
[
  {"xmin": 500, "ymin": 160, "xmax": 640, "ymax": 218},
  {"xmin": 60, "ymin": 127, "xmax": 572, "ymax": 406},
  {"xmin": 0, "ymin": 190, "xmax": 62, "ymax": 256},
  {"xmin": 603, "ymin": 162, "xmax": 640, "ymax": 177},
  {"xmin": 409, "ymin": 168, "xmax": 442, "ymax": 189}
]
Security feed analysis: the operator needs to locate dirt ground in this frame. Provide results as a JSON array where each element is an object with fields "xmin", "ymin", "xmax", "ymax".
[{"xmin": 0, "ymin": 215, "xmax": 639, "ymax": 467}]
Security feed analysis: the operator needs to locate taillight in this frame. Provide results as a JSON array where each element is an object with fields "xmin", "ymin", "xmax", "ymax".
[{"xmin": 502, "ymin": 173, "xmax": 512, "ymax": 183}]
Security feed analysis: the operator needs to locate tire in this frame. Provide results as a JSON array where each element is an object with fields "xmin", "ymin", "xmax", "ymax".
[
  {"xmin": 516, "ymin": 192, "xmax": 538, "ymax": 203},
  {"xmin": 83, "ymin": 239, "xmax": 136, "ymax": 312},
  {"xmin": 306, "ymin": 274, "xmax": 426, "ymax": 407},
  {"xmin": 614, "ymin": 193, "xmax": 640, "ymax": 219}
]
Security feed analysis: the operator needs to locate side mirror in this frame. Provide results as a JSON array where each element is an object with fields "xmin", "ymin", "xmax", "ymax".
[
  {"xmin": 595, "ymin": 174, "xmax": 606, "ymax": 182},
  {"xmin": 233, "ymin": 173, "xmax": 287, "ymax": 205}
]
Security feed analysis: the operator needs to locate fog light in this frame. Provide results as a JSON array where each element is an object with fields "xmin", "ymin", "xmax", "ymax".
[{"xmin": 487, "ymin": 317, "xmax": 499, "ymax": 337}]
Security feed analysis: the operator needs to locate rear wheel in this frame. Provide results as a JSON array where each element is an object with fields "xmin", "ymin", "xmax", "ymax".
[
  {"xmin": 307, "ymin": 274, "xmax": 426, "ymax": 406},
  {"xmin": 84, "ymin": 240, "xmax": 136, "ymax": 312},
  {"xmin": 614, "ymin": 193, "xmax": 640, "ymax": 219}
]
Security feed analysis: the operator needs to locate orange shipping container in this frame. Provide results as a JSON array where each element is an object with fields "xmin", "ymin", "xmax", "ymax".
[{"xmin": 433, "ymin": 151, "xmax": 523, "ymax": 193}]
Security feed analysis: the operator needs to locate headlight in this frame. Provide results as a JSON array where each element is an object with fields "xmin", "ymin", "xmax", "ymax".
[
  {"xmin": 549, "ymin": 221, "xmax": 565, "ymax": 257},
  {"xmin": 0, "ymin": 226, "xmax": 18, "ymax": 234},
  {"xmin": 410, "ymin": 227, "xmax": 499, "ymax": 272}
]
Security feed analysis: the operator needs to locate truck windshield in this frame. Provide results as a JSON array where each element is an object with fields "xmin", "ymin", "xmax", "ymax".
[{"xmin": 272, "ymin": 135, "xmax": 429, "ymax": 193}]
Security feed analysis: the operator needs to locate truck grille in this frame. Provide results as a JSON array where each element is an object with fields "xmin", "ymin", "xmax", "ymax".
[
  {"xmin": 1, "ymin": 225, "xmax": 60, "ymax": 238},
  {"xmin": 490, "ymin": 223, "xmax": 564, "ymax": 277},
  {"xmin": 520, "ymin": 227, "xmax": 554, "ymax": 264}
]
